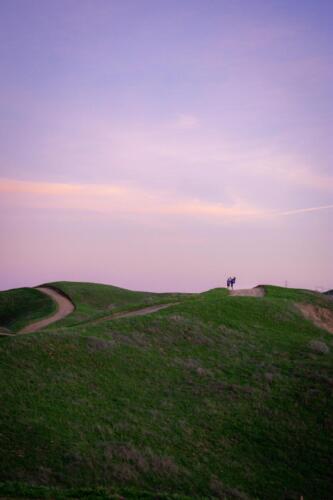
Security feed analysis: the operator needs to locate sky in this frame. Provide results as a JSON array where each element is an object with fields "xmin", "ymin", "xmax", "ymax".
[{"xmin": 0, "ymin": 0, "xmax": 332, "ymax": 292}]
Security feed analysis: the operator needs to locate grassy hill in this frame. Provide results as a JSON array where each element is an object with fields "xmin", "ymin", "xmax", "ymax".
[
  {"xmin": 0, "ymin": 283, "xmax": 332, "ymax": 499},
  {"xmin": 44, "ymin": 281, "xmax": 191, "ymax": 327},
  {"xmin": 0, "ymin": 287, "xmax": 56, "ymax": 333}
]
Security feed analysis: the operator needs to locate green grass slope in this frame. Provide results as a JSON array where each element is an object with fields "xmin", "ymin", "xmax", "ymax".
[
  {"xmin": 0, "ymin": 287, "xmax": 56, "ymax": 333},
  {"xmin": 0, "ymin": 285, "xmax": 332, "ymax": 499},
  {"xmin": 264, "ymin": 284, "xmax": 331, "ymax": 304},
  {"xmin": 46, "ymin": 281, "xmax": 191, "ymax": 327}
]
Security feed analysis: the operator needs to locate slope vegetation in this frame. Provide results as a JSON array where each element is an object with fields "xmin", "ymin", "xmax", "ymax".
[
  {"xmin": 0, "ymin": 287, "xmax": 56, "ymax": 333},
  {"xmin": 0, "ymin": 285, "xmax": 332, "ymax": 499},
  {"xmin": 45, "ymin": 281, "xmax": 190, "ymax": 327}
]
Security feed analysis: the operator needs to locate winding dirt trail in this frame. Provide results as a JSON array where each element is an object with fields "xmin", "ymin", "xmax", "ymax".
[
  {"xmin": 17, "ymin": 294, "xmax": 176, "ymax": 334},
  {"xmin": 229, "ymin": 287, "xmax": 265, "ymax": 297},
  {"xmin": 90, "ymin": 302, "xmax": 178, "ymax": 326},
  {"xmin": 20, "ymin": 287, "xmax": 75, "ymax": 333}
]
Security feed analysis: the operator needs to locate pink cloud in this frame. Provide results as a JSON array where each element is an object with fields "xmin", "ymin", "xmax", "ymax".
[{"xmin": 1, "ymin": 178, "xmax": 332, "ymax": 222}]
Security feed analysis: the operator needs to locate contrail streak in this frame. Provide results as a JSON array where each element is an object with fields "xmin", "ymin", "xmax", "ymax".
[{"xmin": 276, "ymin": 204, "xmax": 333, "ymax": 216}]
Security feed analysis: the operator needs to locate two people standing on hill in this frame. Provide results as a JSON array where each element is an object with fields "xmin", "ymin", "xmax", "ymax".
[{"xmin": 227, "ymin": 276, "xmax": 236, "ymax": 290}]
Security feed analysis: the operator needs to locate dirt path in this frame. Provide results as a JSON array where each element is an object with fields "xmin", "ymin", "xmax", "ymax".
[
  {"xmin": 19, "ymin": 287, "xmax": 75, "ymax": 333},
  {"xmin": 229, "ymin": 287, "xmax": 265, "ymax": 297},
  {"xmin": 90, "ymin": 302, "xmax": 178, "ymax": 326}
]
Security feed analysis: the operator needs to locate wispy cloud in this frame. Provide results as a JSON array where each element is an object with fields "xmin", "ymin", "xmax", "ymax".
[
  {"xmin": 0, "ymin": 178, "xmax": 258, "ymax": 219},
  {"xmin": 1, "ymin": 178, "xmax": 332, "ymax": 222}
]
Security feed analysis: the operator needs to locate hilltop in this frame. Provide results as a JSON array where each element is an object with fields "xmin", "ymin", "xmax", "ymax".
[{"xmin": 0, "ymin": 282, "xmax": 332, "ymax": 499}]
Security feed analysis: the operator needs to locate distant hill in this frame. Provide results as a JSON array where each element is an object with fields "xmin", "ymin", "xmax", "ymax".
[
  {"xmin": 0, "ymin": 283, "xmax": 332, "ymax": 499},
  {"xmin": 324, "ymin": 289, "xmax": 333, "ymax": 296},
  {"xmin": 0, "ymin": 281, "xmax": 190, "ymax": 332}
]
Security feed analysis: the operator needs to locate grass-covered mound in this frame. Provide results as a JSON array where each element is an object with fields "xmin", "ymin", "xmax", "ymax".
[
  {"xmin": 0, "ymin": 287, "xmax": 56, "ymax": 333},
  {"xmin": 264, "ymin": 284, "xmax": 329, "ymax": 303},
  {"xmin": 46, "ymin": 281, "xmax": 190, "ymax": 327},
  {"xmin": 0, "ymin": 285, "xmax": 332, "ymax": 498}
]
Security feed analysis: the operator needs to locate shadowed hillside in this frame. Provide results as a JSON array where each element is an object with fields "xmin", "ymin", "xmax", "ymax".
[{"xmin": 0, "ymin": 288, "xmax": 56, "ymax": 333}]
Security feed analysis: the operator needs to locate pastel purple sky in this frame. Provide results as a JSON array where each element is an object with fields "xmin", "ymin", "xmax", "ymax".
[{"xmin": 1, "ymin": 0, "xmax": 332, "ymax": 292}]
